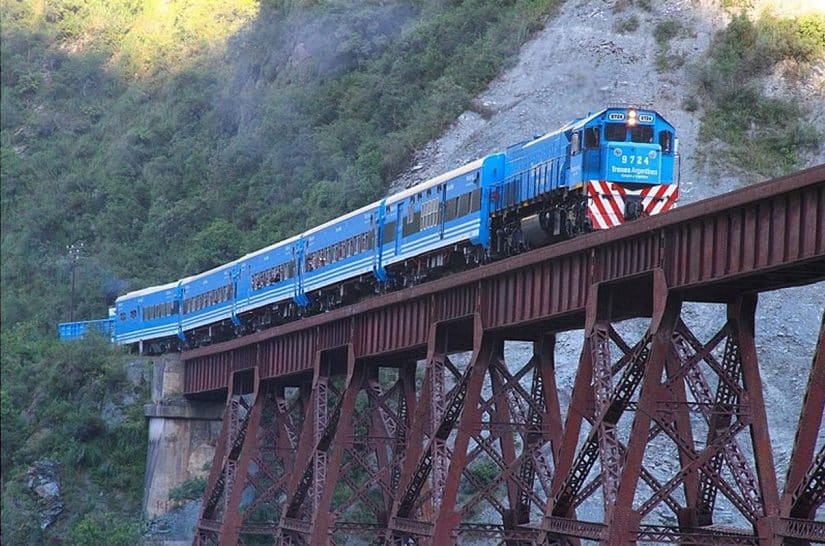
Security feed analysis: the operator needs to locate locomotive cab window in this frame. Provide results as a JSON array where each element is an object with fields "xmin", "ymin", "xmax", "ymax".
[
  {"xmin": 605, "ymin": 123, "xmax": 626, "ymax": 142},
  {"xmin": 659, "ymin": 130, "xmax": 673, "ymax": 153},
  {"xmin": 585, "ymin": 127, "xmax": 600, "ymax": 149},
  {"xmin": 570, "ymin": 132, "xmax": 580, "ymax": 155},
  {"xmin": 630, "ymin": 125, "xmax": 653, "ymax": 143}
]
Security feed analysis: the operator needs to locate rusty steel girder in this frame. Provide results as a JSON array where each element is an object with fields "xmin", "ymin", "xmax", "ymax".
[{"xmin": 185, "ymin": 166, "xmax": 825, "ymax": 545}]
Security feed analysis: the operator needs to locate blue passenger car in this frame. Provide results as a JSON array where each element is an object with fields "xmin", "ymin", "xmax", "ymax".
[
  {"xmin": 179, "ymin": 260, "xmax": 241, "ymax": 344},
  {"xmin": 381, "ymin": 154, "xmax": 506, "ymax": 283},
  {"xmin": 235, "ymin": 235, "xmax": 302, "ymax": 320},
  {"xmin": 58, "ymin": 317, "xmax": 115, "ymax": 341},
  {"xmin": 114, "ymin": 280, "xmax": 182, "ymax": 350},
  {"xmin": 301, "ymin": 202, "xmax": 381, "ymax": 309}
]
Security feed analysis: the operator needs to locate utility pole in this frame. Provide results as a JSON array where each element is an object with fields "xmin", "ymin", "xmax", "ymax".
[{"xmin": 67, "ymin": 242, "xmax": 84, "ymax": 322}]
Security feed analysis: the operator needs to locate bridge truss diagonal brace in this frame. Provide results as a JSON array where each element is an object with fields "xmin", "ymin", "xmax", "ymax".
[
  {"xmin": 775, "ymin": 311, "xmax": 825, "ymax": 545},
  {"xmin": 195, "ymin": 367, "xmax": 259, "ymax": 546},
  {"xmin": 606, "ymin": 272, "xmax": 683, "ymax": 544},
  {"xmin": 542, "ymin": 269, "xmax": 680, "ymax": 544},
  {"xmin": 274, "ymin": 344, "xmax": 355, "ymax": 543},
  {"xmin": 387, "ymin": 313, "xmax": 514, "ymax": 543},
  {"xmin": 431, "ymin": 316, "xmax": 502, "ymax": 542},
  {"xmin": 308, "ymin": 345, "xmax": 361, "ymax": 544}
]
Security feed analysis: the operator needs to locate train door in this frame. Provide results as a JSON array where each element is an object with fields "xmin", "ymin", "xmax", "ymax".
[
  {"xmin": 292, "ymin": 240, "xmax": 309, "ymax": 307},
  {"xmin": 568, "ymin": 129, "xmax": 584, "ymax": 185},
  {"xmin": 395, "ymin": 200, "xmax": 405, "ymax": 255},
  {"xmin": 175, "ymin": 282, "xmax": 186, "ymax": 342},
  {"xmin": 582, "ymin": 125, "xmax": 601, "ymax": 178},
  {"xmin": 438, "ymin": 184, "xmax": 447, "ymax": 240},
  {"xmin": 229, "ymin": 264, "xmax": 241, "ymax": 326},
  {"xmin": 372, "ymin": 200, "xmax": 388, "ymax": 282}
]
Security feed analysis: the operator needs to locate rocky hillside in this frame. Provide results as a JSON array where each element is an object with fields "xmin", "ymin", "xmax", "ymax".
[{"xmin": 390, "ymin": 0, "xmax": 825, "ymax": 530}]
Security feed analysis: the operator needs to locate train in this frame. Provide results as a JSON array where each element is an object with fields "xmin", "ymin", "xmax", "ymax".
[{"xmin": 60, "ymin": 106, "xmax": 679, "ymax": 352}]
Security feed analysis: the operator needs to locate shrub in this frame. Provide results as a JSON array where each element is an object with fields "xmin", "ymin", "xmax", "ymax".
[
  {"xmin": 615, "ymin": 16, "xmax": 640, "ymax": 34},
  {"xmin": 654, "ymin": 20, "xmax": 682, "ymax": 46},
  {"xmin": 694, "ymin": 13, "xmax": 824, "ymax": 176},
  {"xmin": 169, "ymin": 476, "xmax": 207, "ymax": 502},
  {"xmin": 65, "ymin": 512, "xmax": 142, "ymax": 546}
]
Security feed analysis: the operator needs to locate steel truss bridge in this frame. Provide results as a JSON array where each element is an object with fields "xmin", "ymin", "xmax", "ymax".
[{"xmin": 185, "ymin": 166, "xmax": 825, "ymax": 545}]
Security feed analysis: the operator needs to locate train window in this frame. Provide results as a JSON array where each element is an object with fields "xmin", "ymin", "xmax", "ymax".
[
  {"xmin": 630, "ymin": 125, "xmax": 653, "ymax": 143},
  {"xmin": 403, "ymin": 212, "xmax": 420, "ymax": 236},
  {"xmin": 470, "ymin": 188, "xmax": 482, "ymax": 212},
  {"xmin": 445, "ymin": 198, "xmax": 458, "ymax": 222},
  {"xmin": 120, "ymin": 312, "xmax": 126, "ymax": 321},
  {"xmin": 383, "ymin": 221, "xmax": 396, "ymax": 244},
  {"xmin": 420, "ymin": 199, "xmax": 440, "ymax": 230},
  {"xmin": 130, "ymin": 310, "xmax": 137, "ymax": 319},
  {"xmin": 457, "ymin": 193, "xmax": 470, "ymax": 217},
  {"xmin": 659, "ymin": 130, "xmax": 673, "ymax": 153},
  {"xmin": 571, "ymin": 132, "xmax": 580, "ymax": 155},
  {"xmin": 605, "ymin": 123, "xmax": 626, "ymax": 142},
  {"xmin": 173, "ymin": 301, "xmax": 180, "ymax": 314},
  {"xmin": 406, "ymin": 201, "xmax": 414, "ymax": 224},
  {"xmin": 585, "ymin": 127, "xmax": 600, "ymax": 149}
]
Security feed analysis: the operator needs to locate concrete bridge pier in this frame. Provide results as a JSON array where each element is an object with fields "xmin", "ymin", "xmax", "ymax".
[{"xmin": 142, "ymin": 354, "xmax": 224, "ymax": 519}]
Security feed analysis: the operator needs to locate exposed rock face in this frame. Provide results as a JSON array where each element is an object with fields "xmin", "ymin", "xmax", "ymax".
[{"xmin": 25, "ymin": 459, "xmax": 64, "ymax": 529}]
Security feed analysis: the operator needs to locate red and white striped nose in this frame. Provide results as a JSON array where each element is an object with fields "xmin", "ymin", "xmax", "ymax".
[{"xmin": 586, "ymin": 180, "xmax": 679, "ymax": 230}]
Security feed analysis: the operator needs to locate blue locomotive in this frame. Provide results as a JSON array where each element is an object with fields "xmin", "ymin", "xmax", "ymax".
[{"xmin": 78, "ymin": 106, "xmax": 678, "ymax": 353}]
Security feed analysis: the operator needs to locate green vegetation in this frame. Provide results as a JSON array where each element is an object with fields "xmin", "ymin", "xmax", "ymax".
[
  {"xmin": 653, "ymin": 19, "xmax": 686, "ymax": 72},
  {"xmin": 0, "ymin": 329, "xmax": 148, "ymax": 544},
  {"xmin": 1, "ymin": 0, "xmax": 558, "ymax": 541},
  {"xmin": 695, "ymin": 13, "xmax": 825, "ymax": 177},
  {"xmin": 65, "ymin": 512, "xmax": 143, "ymax": 546},
  {"xmin": 169, "ymin": 476, "xmax": 208, "ymax": 502}
]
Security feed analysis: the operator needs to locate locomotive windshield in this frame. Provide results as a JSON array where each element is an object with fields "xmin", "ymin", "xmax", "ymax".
[
  {"xmin": 605, "ymin": 123, "xmax": 625, "ymax": 141},
  {"xmin": 604, "ymin": 123, "xmax": 654, "ymax": 143},
  {"xmin": 629, "ymin": 125, "xmax": 653, "ymax": 143}
]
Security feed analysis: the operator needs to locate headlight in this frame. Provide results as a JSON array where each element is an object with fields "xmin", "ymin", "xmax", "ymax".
[{"xmin": 627, "ymin": 109, "xmax": 637, "ymax": 126}]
